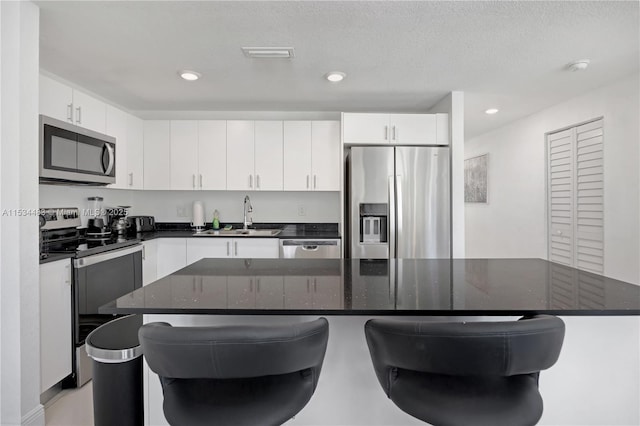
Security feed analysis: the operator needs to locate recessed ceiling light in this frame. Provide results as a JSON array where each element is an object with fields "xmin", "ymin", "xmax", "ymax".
[
  {"xmin": 241, "ymin": 47, "xmax": 295, "ymax": 59},
  {"xmin": 325, "ymin": 72, "xmax": 346, "ymax": 83},
  {"xmin": 485, "ymin": 108, "xmax": 499, "ymax": 115},
  {"xmin": 566, "ymin": 59, "xmax": 590, "ymax": 72},
  {"xmin": 179, "ymin": 70, "xmax": 201, "ymax": 81}
]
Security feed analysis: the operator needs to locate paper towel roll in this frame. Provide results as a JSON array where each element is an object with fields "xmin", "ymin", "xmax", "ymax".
[{"xmin": 191, "ymin": 201, "xmax": 205, "ymax": 229}]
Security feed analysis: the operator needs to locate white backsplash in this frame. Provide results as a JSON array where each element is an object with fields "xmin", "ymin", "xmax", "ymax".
[
  {"xmin": 40, "ymin": 185, "xmax": 340, "ymax": 225},
  {"xmin": 130, "ymin": 190, "xmax": 340, "ymax": 224},
  {"xmin": 39, "ymin": 185, "xmax": 135, "ymax": 227}
]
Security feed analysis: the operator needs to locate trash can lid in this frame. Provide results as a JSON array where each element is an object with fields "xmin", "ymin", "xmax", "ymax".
[{"xmin": 86, "ymin": 315, "xmax": 143, "ymax": 363}]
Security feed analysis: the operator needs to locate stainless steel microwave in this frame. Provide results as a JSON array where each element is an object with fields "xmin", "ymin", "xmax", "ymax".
[{"xmin": 39, "ymin": 115, "xmax": 116, "ymax": 185}]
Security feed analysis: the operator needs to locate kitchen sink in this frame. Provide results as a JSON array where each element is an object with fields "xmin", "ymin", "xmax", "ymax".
[{"xmin": 193, "ymin": 229, "xmax": 282, "ymax": 237}]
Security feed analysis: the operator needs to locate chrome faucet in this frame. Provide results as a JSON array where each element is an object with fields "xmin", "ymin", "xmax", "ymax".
[{"xmin": 243, "ymin": 195, "xmax": 253, "ymax": 230}]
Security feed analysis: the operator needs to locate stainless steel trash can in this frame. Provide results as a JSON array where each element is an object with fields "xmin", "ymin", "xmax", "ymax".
[{"xmin": 86, "ymin": 314, "xmax": 143, "ymax": 426}]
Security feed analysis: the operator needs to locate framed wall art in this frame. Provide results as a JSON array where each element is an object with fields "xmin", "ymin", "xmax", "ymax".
[{"xmin": 464, "ymin": 153, "xmax": 489, "ymax": 203}]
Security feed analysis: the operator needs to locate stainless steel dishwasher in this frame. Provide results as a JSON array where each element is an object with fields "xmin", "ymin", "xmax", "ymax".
[{"xmin": 279, "ymin": 239, "xmax": 341, "ymax": 259}]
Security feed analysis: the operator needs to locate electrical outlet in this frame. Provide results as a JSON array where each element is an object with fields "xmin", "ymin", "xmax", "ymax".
[
  {"xmin": 177, "ymin": 206, "xmax": 186, "ymax": 217},
  {"xmin": 298, "ymin": 205, "xmax": 306, "ymax": 216}
]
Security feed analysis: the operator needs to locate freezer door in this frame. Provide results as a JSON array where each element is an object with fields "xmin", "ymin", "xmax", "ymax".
[
  {"xmin": 349, "ymin": 147, "xmax": 394, "ymax": 259},
  {"xmin": 395, "ymin": 147, "xmax": 450, "ymax": 258}
]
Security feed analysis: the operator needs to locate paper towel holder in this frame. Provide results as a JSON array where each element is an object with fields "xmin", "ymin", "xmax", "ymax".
[{"xmin": 191, "ymin": 200, "xmax": 205, "ymax": 232}]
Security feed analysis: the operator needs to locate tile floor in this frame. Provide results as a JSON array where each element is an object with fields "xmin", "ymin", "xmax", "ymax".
[{"xmin": 44, "ymin": 382, "xmax": 94, "ymax": 426}]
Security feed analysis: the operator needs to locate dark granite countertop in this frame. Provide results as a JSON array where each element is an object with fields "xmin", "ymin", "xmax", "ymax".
[
  {"xmin": 100, "ymin": 258, "xmax": 640, "ymax": 316},
  {"xmin": 130, "ymin": 223, "xmax": 340, "ymax": 241}
]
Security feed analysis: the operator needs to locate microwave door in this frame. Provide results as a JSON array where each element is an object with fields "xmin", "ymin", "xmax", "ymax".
[{"xmin": 76, "ymin": 134, "xmax": 115, "ymax": 177}]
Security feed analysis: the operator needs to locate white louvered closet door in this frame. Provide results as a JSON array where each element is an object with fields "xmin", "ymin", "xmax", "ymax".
[{"xmin": 547, "ymin": 119, "xmax": 604, "ymax": 273}]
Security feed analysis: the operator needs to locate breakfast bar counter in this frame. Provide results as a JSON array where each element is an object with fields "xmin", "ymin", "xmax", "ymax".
[
  {"xmin": 100, "ymin": 258, "xmax": 640, "ymax": 316},
  {"xmin": 100, "ymin": 258, "xmax": 640, "ymax": 426}
]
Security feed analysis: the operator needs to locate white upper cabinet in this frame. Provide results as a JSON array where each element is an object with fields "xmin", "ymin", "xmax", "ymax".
[
  {"xmin": 227, "ymin": 121, "xmax": 283, "ymax": 191},
  {"xmin": 343, "ymin": 113, "xmax": 448, "ymax": 146},
  {"xmin": 40, "ymin": 74, "xmax": 107, "ymax": 134},
  {"xmin": 390, "ymin": 114, "xmax": 436, "ymax": 145},
  {"xmin": 342, "ymin": 113, "xmax": 390, "ymax": 144},
  {"xmin": 283, "ymin": 121, "xmax": 312, "ymax": 191},
  {"xmin": 106, "ymin": 105, "xmax": 129, "ymax": 189},
  {"xmin": 284, "ymin": 121, "xmax": 340, "ymax": 191},
  {"xmin": 72, "ymin": 89, "xmax": 107, "ymax": 134},
  {"xmin": 198, "ymin": 121, "xmax": 227, "ymax": 190},
  {"xmin": 254, "ymin": 121, "xmax": 283, "ymax": 191},
  {"xmin": 311, "ymin": 121, "xmax": 340, "ymax": 191},
  {"xmin": 126, "ymin": 114, "xmax": 144, "ymax": 189},
  {"xmin": 40, "ymin": 74, "xmax": 74, "ymax": 124},
  {"xmin": 170, "ymin": 121, "xmax": 199, "ymax": 190},
  {"xmin": 227, "ymin": 120, "xmax": 255, "ymax": 190},
  {"xmin": 169, "ymin": 120, "xmax": 228, "ymax": 190},
  {"xmin": 143, "ymin": 121, "xmax": 171, "ymax": 190}
]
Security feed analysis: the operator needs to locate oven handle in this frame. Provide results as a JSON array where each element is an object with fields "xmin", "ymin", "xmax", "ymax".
[{"xmin": 74, "ymin": 244, "xmax": 142, "ymax": 269}]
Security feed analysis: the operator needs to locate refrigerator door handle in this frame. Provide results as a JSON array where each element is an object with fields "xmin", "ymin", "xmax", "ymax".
[{"xmin": 388, "ymin": 175, "xmax": 396, "ymax": 259}]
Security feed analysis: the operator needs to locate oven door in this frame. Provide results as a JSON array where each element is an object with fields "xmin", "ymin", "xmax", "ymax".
[{"xmin": 73, "ymin": 244, "xmax": 142, "ymax": 344}]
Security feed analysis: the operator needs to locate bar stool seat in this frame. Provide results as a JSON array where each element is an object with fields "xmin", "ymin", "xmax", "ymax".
[
  {"xmin": 365, "ymin": 315, "xmax": 565, "ymax": 426},
  {"xmin": 139, "ymin": 317, "xmax": 329, "ymax": 426}
]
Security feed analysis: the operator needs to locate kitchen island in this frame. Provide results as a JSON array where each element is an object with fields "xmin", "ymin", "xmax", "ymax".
[{"xmin": 101, "ymin": 259, "xmax": 640, "ymax": 425}]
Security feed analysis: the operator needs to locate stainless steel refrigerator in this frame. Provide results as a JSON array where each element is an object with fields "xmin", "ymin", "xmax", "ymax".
[{"xmin": 347, "ymin": 146, "xmax": 450, "ymax": 259}]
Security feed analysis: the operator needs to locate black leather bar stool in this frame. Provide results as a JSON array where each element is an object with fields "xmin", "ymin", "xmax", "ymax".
[
  {"xmin": 139, "ymin": 317, "xmax": 329, "ymax": 426},
  {"xmin": 365, "ymin": 315, "xmax": 565, "ymax": 426}
]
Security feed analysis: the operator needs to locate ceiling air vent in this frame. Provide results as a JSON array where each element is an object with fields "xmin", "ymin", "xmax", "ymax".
[{"xmin": 241, "ymin": 47, "xmax": 295, "ymax": 59}]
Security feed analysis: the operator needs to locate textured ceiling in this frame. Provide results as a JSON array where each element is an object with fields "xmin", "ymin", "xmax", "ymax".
[{"xmin": 37, "ymin": 1, "xmax": 639, "ymax": 139}]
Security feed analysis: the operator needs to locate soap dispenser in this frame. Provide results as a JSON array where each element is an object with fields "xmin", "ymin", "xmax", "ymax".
[{"xmin": 212, "ymin": 209, "xmax": 220, "ymax": 230}]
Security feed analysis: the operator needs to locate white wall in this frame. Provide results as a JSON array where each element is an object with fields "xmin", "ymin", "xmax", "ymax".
[
  {"xmin": 0, "ymin": 2, "xmax": 43, "ymax": 424},
  {"xmin": 130, "ymin": 190, "xmax": 340, "ymax": 224},
  {"xmin": 465, "ymin": 74, "xmax": 640, "ymax": 285}
]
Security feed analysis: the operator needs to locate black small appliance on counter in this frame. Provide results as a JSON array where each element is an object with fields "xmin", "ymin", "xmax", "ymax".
[{"xmin": 126, "ymin": 216, "xmax": 155, "ymax": 233}]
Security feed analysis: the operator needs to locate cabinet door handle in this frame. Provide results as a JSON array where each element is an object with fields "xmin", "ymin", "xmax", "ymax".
[
  {"xmin": 306, "ymin": 278, "xmax": 310, "ymax": 292},
  {"xmin": 192, "ymin": 174, "xmax": 196, "ymax": 189},
  {"xmin": 67, "ymin": 104, "xmax": 73, "ymax": 122},
  {"xmin": 392, "ymin": 126, "xmax": 397, "ymax": 141},
  {"xmin": 142, "ymin": 245, "xmax": 146, "ymax": 260},
  {"xmin": 75, "ymin": 106, "xmax": 82, "ymax": 125},
  {"xmin": 226, "ymin": 241, "xmax": 230, "ymax": 256},
  {"xmin": 234, "ymin": 241, "xmax": 238, "ymax": 256},
  {"xmin": 249, "ymin": 175, "xmax": 253, "ymax": 189},
  {"xmin": 256, "ymin": 278, "xmax": 260, "ymax": 292},
  {"xmin": 128, "ymin": 173, "xmax": 133, "ymax": 186},
  {"xmin": 313, "ymin": 175, "xmax": 317, "ymax": 189},
  {"xmin": 256, "ymin": 175, "xmax": 260, "ymax": 189},
  {"xmin": 384, "ymin": 125, "xmax": 388, "ymax": 140},
  {"xmin": 250, "ymin": 278, "xmax": 253, "ymax": 292},
  {"xmin": 199, "ymin": 174, "xmax": 203, "ymax": 188},
  {"xmin": 306, "ymin": 175, "xmax": 310, "ymax": 189},
  {"xmin": 314, "ymin": 277, "xmax": 317, "ymax": 292}
]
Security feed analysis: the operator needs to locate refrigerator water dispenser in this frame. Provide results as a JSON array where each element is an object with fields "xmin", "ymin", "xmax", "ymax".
[{"xmin": 359, "ymin": 203, "xmax": 387, "ymax": 244}]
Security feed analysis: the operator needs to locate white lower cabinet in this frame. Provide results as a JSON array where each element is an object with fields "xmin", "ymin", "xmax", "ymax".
[
  {"xmin": 156, "ymin": 239, "xmax": 187, "ymax": 279},
  {"xmin": 40, "ymin": 259, "xmax": 72, "ymax": 393},
  {"xmin": 142, "ymin": 240, "xmax": 158, "ymax": 286},
  {"xmin": 186, "ymin": 238, "xmax": 279, "ymax": 261}
]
